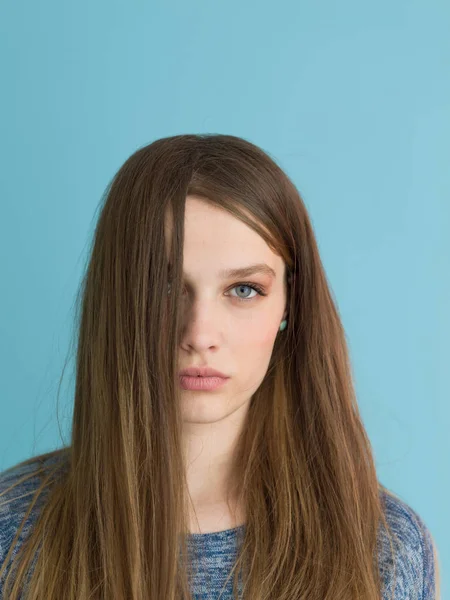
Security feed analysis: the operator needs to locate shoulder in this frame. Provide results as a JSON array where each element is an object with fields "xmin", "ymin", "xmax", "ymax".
[
  {"xmin": 378, "ymin": 488, "xmax": 437, "ymax": 600},
  {"xmin": 0, "ymin": 451, "xmax": 68, "ymax": 570}
]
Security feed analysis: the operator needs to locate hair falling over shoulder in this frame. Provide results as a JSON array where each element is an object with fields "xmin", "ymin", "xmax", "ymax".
[{"xmin": 0, "ymin": 134, "xmax": 440, "ymax": 599}]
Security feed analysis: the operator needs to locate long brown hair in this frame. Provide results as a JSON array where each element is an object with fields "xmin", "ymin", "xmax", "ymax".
[{"xmin": 0, "ymin": 134, "xmax": 440, "ymax": 599}]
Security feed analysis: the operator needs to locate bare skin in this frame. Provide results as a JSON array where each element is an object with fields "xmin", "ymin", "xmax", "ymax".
[{"xmin": 165, "ymin": 196, "xmax": 288, "ymax": 533}]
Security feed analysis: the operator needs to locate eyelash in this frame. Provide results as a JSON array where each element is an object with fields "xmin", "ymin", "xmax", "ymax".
[
  {"xmin": 228, "ymin": 282, "xmax": 267, "ymax": 303},
  {"xmin": 168, "ymin": 281, "xmax": 267, "ymax": 303}
]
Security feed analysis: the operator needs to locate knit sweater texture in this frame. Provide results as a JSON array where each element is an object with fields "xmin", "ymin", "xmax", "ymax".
[{"xmin": 0, "ymin": 454, "xmax": 436, "ymax": 599}]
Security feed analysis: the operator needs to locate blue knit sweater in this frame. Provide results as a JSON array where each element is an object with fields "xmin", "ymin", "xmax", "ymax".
[{"xmin": 0, "ymin": 454, "xmax": 436, "ymax": 599}]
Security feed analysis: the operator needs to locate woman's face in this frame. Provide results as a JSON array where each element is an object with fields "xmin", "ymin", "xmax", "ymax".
[{"xmin": 166, "ymin": 195, "xmax": 288, "ymax": 424}]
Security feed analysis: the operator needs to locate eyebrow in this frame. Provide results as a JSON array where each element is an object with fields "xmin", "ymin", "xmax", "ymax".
[
  {"xmin": 218, "ymin": 263, "xmax": 276, "ymax": 280},
  {"xmin": 170, "ymin": 262, "xmax": 277, "ymax": 280}
]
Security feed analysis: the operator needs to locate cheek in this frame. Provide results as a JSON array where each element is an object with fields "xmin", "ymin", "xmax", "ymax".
[
  {"xmin": 235, "ymin": 318, "xmax": 278, "ymax": 354},
  {"xmin": 233, "ymin": 321, "xmax": 278, "ymax": 390}
]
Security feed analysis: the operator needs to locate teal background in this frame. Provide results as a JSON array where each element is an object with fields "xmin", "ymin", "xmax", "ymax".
[{"xmin": 0, "ymin": 0, "xmax": 448, "ymax": 592}]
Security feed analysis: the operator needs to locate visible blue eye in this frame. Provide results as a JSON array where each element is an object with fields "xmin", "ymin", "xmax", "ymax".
[
  {"xmin": 167, "ymin": 281, "xmax": 267, "ymax": 303},
  {"xmin": 228, "ymin": 283, "xmax": 266, "ymax": 302}
]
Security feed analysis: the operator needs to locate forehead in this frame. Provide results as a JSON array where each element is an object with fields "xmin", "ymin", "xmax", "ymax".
[
  {"xmin": 165, "ymin": 199, "xmax": 284, "ymax": 277},
  {"xmin": 165, "ymin": 196, "xmax": 275, "ymax": 251}
]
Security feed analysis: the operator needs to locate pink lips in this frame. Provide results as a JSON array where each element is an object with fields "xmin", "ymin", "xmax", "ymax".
[
  {"xmin": 178, "ymin": 366, "xmax": 228, "ymax": 378},
  {"xmin": 179, "ymin": 376, "xmax": 229, "ymax": 391},
  {"xmin": 178, "ymin": 366, "xmax": 229, "ymax": 391}
]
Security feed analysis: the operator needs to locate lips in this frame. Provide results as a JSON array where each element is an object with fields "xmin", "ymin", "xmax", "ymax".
[{"xmin": 178, "ymin": 366, "xmax": 228, "ymax": 378}]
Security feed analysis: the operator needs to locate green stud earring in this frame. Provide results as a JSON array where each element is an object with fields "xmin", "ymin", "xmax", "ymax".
[{"xmin": 279, "ymin": 319, "xmax": 287, "ymax": 331}]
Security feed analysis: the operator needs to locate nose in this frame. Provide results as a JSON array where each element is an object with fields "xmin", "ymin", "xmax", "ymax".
[{"xmin": 179, "ymin": 298, "xmax": 223, "ymax": 352}]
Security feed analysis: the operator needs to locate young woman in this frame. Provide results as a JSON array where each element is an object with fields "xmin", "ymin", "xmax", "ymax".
[{"xmin": 0, "ymin": 134, "xmax": 439, "ymax": 599}]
